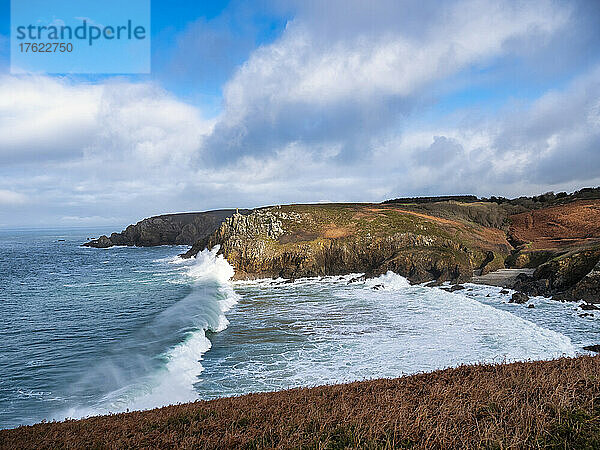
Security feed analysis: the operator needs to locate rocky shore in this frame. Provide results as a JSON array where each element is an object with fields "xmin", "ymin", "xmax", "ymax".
[
  {"xmin": 83, "ymin": 209, "xmax": 249, "ymax": 248},
  {"xmin": 511, "ymin": 249, "xmax": 600, "ymax": 303},
  {"xmin": 88, "ymin": 188, "xmax": 600, "ymax": 304},
  {"xmin": 181, "ymin": 193, "xmax": 600, "ymax": 303}
]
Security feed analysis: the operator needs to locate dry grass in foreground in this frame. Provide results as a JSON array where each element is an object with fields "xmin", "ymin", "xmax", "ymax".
[{"xmin": 3, "ymin": 356, "xmax": 600, "ymax": 449}]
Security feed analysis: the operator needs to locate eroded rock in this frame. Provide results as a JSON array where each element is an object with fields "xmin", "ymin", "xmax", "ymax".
[{"xmin": 509, "ymin": 292, "xmax": 529, "ymax": 304}]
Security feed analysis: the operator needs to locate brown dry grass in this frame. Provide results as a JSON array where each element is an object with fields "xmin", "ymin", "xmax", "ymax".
[
  {"xmin": 510, "ymin": 200, "xmax": 600, "ymax": 250},
  {"xmin": 382, "ymin": 206, "xmax": 510, "ymax": 254},
  {"xmin": 323, "ymin": 222, "xmax": 354, "ymax": 239},
  {"xmin": 3, "ymin": 356, "xmax": 600, "ymax": 449},
  {"xmin": 374, "ymin": 206, "xmax": 464, "ymax": 227}
]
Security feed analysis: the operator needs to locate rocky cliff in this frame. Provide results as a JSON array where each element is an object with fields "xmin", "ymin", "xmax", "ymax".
[
  {"xmin": 512, "ymin": 246, "xmax": 600, "ymax": 302},
  {"xmin": 84, "ymin": 210, "xmax": 250, "ymax": 248},
  {"xmin": 183, "ymin": 203, "xmax": 512, "ymax": 283},
  {"xmin": 504, "ymin": 199, "xmax": 600, "ymax": 302},
  {"xmin": 86, "ymin": 190, "xmax": 600, "ymax": 302},
  {"xmin": 181, "ymin": 197, "xmax": 600, "ymax": 301}
]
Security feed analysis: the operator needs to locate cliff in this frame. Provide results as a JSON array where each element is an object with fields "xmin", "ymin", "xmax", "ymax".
[
  {"xmin": 183, "ymin": 203, "xmax": 512, "ymax": 283},
  {"xmin": 85, "ymin": 190, "xmax": 600, "ymax": 301},
  {"xmin": 180, "ymin": 197, "xmax": 600, "ymax": 300},
  {"xmin": 504, "ymin": 200, "xmax": 600, "ymax": 302},
  {"xmin": 84, "ymin": 210, "xmax": 250, "ymax": 248},
  {"xmin": 512, "ymin": 246, "xmax": 600, "ymax": 301}
]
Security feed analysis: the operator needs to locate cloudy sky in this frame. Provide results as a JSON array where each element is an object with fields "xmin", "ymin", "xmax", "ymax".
[{"xmin": 1, "ymin": 0, "xmax": 600, "ymax": 229}]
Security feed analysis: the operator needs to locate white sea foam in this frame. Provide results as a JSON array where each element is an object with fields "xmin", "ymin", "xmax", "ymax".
[
  {"xmin": 205, "ymin": 271, "xmax": 577, "ymax": 397},
  {"xmin": 58, "ymin": 246, "xmax": 238, "ymax": 420},
  {"xmin": 57, "ymin": 262, "xmax": 581, "ymax": 421},
  {"xmin": 365, "ymin": 270, "xmax": 411, "ymax": 289},
  {"xmin": 233, "ymin": 273, "xmax": 365, "ymax": 287}
]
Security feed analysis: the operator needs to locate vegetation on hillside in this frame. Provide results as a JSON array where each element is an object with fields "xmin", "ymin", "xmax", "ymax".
[
  {"xmin": 185, "ymin": 203, "xmax": 511, "ymax": 282},
  {"xmin": 3, "ymin": 356, "xmax": 600, "ymax": 449},
  {"xmin": 383, "ymin": 186, "xmax": 600, "ymax": 211}
]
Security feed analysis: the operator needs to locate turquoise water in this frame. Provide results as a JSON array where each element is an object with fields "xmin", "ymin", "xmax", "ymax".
[
  {"xmin": 0, "ymin": 228, "xmax": 201, "ymax": 428},
  {"xmin": 1, "ymin": 229, "xmax": 597, "ymax": 429}
]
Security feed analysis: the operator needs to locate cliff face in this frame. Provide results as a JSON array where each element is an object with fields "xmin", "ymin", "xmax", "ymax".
[
  {"xmin": 505, "ymin": 199, "xmax": 600, "ymax": 302},
  {"xmin": 84, "ymin": 210, "xmax": 250, "ymax": 248},
  {"xmin": 184, "ymin": 204, "xmax": 512, "ymax": 283},
  {"xmin": 513, "ymin": 246, "xmax": 600, "ymax": 301},
  {"xmin": 83, "ymin": 193, "xmax": 600, "ymax": 301},
  {"xmin": 569, "ymin": 260, "xmax": 600, "ymax": 303}
]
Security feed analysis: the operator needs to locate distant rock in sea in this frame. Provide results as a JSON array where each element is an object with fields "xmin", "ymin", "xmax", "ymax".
[{"xmin": 83, "ymin": 209, "xmax": 250, "ymax": 248}]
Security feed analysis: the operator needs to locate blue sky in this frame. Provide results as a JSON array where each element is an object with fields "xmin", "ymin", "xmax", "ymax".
[
  {"xmin": 0, "ymin": 0, "xmax": 599, "ymax": 228},
  {"xmin": 0, "ymin": 0, "xmax": 289, "ymax": 108}
]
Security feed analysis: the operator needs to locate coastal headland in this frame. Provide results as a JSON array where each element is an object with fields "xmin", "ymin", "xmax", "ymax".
[{"xmin": 85, "ymin": 187, "xmax": 600, "ymax": 303}]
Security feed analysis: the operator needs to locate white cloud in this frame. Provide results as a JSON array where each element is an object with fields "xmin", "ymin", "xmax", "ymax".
[
  {"xmin": 0, "ymin": 75, "xmax": 215, "ymax": 226},
  {"xmin": 192, "ymin": 62, "xmax": 600, "ymax": 203},
  {"xmin": 0, "ymin": 189, "xmax": 27, "ymax": 205},
  {"xmin": 242, "ymin": 1, "xmax": 564, "ymax": 103},
  {"xmin": 0, "ymin": 0, "xmax": 599, "ymax": 228},
  {"xmin": 489, "ymin": 66, "xmax": 600, "ymax": 184},
  {"xmin": 201, "ymin": 0, "xmax": 568, "ymax": 163},
  {"xmin": 86, "ymin": 82, "xmax": 213, "ymax": 167},
  {"xmin": 0, "ymin": 76, "xmax": 101, "ymax": 162},
  {"xmin": 0, "ymin": 76, "xmax": 213, "ymax": 166}
]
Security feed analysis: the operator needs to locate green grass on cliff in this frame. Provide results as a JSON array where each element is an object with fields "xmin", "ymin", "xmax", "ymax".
[
  {"xmin": 275, "ymin": 203, "xmax": 453, "ymax": 241},
  {"xmin": 269, "ymin": 203, "xmax": 509, "ymax": 261}
]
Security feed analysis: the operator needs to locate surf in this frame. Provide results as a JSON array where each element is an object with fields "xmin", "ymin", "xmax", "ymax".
[{"xmin": 56, "ymin": 246, "xmax": 238, "ymax": 420}]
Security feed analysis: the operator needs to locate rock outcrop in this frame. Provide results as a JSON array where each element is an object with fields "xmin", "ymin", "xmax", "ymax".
[
  {"xmin": 512, "ymin": 247, "xmax": 600, "ymax": 302},
  {"xmin": 84, "ymin": 210, "xmax": 250, "ymax": 248},
  {"xmin": 568, "ymin": 261, "xmax": 600, "ymax": 303},
  {"xmin": 509, "ymin": 292, "xmax": 529, "ymax": 304},
  {"xmin": 84, "ymin": 190, "xmax": 600, "ymax": 300},
  {"xmin": 183, "ymin": 204, "xmax": 511, "ymax": 283}
]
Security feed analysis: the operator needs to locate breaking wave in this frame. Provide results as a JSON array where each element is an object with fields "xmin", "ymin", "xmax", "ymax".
[{"xmin": 57, "ymin": 246, "xmax": 238, "ymax": 419}]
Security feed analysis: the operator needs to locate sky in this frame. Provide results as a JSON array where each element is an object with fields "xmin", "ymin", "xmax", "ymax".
[{"xmin": 0, "ymin": 0, "xmax": 599, "ymax": 229}]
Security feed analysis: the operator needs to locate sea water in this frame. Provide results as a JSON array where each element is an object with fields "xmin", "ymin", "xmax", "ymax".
[{"xmin": 1, "ymin": 228, "xmax": 597, "ymax": 429}]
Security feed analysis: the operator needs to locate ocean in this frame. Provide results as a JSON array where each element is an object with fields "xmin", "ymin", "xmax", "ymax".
[{"xmin": 1, "ymin": 228, "xmax": 598, "ymax": 429}]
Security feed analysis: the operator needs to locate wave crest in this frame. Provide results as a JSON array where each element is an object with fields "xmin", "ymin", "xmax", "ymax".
[{"xmin": 58, "ymin": 246, "xmax": 238, "ymax": 420}]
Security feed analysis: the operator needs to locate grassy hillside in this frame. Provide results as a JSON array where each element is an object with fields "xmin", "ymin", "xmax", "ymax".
[
  {"xmin": 3, "ymin": 356, "xmax": 600, "ymax": 449},
  {"xmin": 508, "ymin": 200, "xmax": 600, "ymax": 251},
  {"xmin": 186, "ymin": 203, "xmax": 511, "ymax": 282}
]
